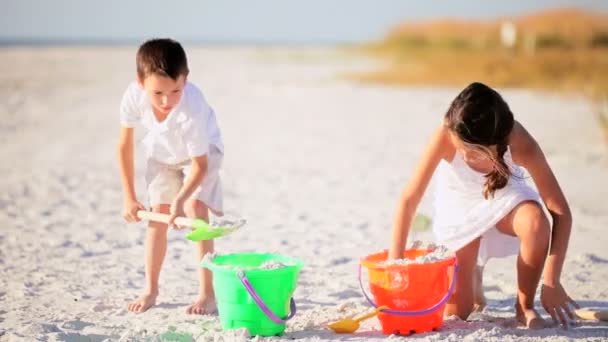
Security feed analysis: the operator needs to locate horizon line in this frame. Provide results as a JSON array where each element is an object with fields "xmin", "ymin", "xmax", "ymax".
[{"xmin": 0, "ymin": 37, "xmax": 369, "ymax": 48}]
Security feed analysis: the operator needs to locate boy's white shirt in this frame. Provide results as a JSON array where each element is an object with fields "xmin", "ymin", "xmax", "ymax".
[{"xmin": 120, "ymin": 81, "xmax": 224, "ymax": 165}]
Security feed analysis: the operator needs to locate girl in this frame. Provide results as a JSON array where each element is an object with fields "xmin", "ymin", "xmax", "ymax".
[{"xmin": 388, "ymin": 82, "xmax": 578, "ymax": 329}]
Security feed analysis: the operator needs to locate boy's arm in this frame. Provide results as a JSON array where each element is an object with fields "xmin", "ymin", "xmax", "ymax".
[
  {"xmin": 168, "ymin": 154, "xmax": 208, "ymax": 226},
  {"xmin": 389, "ymin": 125, "xmax": 452, "ymax": 259},
  {"xmin": 117, "ymin": 126, "xmax": 145, "ymax": 221}
]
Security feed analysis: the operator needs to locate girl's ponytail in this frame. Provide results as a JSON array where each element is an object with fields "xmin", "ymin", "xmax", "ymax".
[{"xmin": 483, "ymin": 141, "xmax": 510, "ymax": 199}]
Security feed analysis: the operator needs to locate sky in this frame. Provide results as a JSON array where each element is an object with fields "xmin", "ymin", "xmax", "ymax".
[{"xmin": 1, "ymin": 0, "xmax": 607, "ymax": 44}]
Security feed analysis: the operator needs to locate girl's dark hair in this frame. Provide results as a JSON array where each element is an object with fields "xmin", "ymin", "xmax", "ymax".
[
  {"xmin": 444, "ymin": 82, "xmax": 515, "ymax": 199},
  {"xmin": 136, "ymin": 38, "xmax": 189, "ymax": 80}
]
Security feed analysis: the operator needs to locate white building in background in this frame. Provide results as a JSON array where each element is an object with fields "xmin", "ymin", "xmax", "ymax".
[{"xmin": 500, "ymin": 21, "xmax": 517, "ymax": 48}]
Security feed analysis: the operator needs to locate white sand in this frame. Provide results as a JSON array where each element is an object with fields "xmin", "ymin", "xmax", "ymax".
[
  {"xmin": 381, "ymin": 244, "xmax": 452, "ymax": 265},
  {"xmin": 0, "ymin": 46, "xmax": 607, "ymax": 341},
  {"xmin": 201, "ymin": 254, "xmax": 288, "ymax": 270}
]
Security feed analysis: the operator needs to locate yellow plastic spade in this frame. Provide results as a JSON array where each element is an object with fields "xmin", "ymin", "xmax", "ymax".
[
  {"xmin": 574, "ymin": 309, "xmax": 608, "ymax": 321},
  {"xmin": 328, "ymin": 306, "xmax": 387, "ymax": 334},
  {"xmin": 136, "ymin": 210, "xmax": 244, "ymax": 241}
]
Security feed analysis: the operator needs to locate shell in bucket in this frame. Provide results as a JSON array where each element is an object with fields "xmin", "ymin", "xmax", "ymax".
[
  {"xmin": 201, "ymin": 253, "xmax": 304, "ymax": 337},
  {"xmin": 360, "ymin": 249, "xmax": 457, "ymax": 335}
]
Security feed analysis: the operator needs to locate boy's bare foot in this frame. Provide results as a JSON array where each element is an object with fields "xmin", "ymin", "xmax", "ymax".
[
  {"xmin": 516, "ymin": 303, "xmax": 545, "ymax": 329},
  {"xmin": 186, "ymin": 296, "xmax": 217, "ymax": 315},
  {"xmin": 127, "ymin": 292, "xmax": 158, "ymax": 313}
]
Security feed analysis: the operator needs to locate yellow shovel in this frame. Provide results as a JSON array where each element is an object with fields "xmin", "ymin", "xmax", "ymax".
[
  {"xmin": 328, "ymin": 306, "xmax": 387, "ymax": 334},
  {"xmin": 574, "ymin": 309, "xmax": 608, "ymax": 321}
]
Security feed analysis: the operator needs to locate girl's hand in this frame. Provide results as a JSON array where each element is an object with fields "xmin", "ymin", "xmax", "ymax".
[
  {"xmin": 168, "ymin": 197, "xmax": 186, "ymax": 229},
  {"xmin": 541, "ymin": 282, "xmax": 580, "ymax": 329},
  {"xmin": 123, "ymin": 199, "xmax": 146, "ymax": 222}
]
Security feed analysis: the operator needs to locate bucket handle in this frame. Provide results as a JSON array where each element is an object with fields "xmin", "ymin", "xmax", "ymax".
[
  {"xmin": 358, "ymin": 262, "xmax": 459, "ymax": 316},
  {"xmin": 236, "ymin": 270, "xmax": 297, "ymax": 324}
]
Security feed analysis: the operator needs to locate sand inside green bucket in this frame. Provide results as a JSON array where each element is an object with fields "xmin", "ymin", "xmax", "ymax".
[{"xmin": 202, "ymin": 253, "xmax": 293, "ymax": 270}]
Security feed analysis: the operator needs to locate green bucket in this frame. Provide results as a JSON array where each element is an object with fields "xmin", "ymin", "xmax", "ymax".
[{"xmin": 200, "ymin": 253, "xmax": 304, "ymax": 336}]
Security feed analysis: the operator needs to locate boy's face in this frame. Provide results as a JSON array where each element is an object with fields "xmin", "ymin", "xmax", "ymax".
[{"xmin": 139, "ymin": 73, "xmax": 186, "ymax": 115}]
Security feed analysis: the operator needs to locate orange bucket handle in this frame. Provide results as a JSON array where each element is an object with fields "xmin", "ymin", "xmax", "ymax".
[{"xmin": 358, "ymin": 261, "xmax": 459, "ymax": 316}]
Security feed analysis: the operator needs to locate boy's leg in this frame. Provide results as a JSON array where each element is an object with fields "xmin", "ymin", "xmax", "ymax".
[
  {"xmin": 128, "ymin": 204, "xmax": 170, "ymax": 313},
  {"xmin": 184, "ymin": 199, "xmax": 216, "ymax": 315},
  {"xmin": 445, "ymin": 237, "xmax": 480, "ymax": 320},
  {"xmin": 496, "ymin": 201, "xmax": 550, "ymax": 329}
]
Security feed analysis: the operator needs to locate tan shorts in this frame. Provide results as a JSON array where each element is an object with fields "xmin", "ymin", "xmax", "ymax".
[{"xmin": 145, "ymin": 145, "xmax": 223, "ymax": 215}]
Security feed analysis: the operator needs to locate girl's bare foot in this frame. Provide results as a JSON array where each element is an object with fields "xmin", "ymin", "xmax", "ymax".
[
  {"xmin": 127, "ymin": 292, "xmax": 158, "ymax": 313},
  {"xmin": 473, "ymin": 301, "xmax": 486, "ymax": 313},
  {"xmin": 473, "ymin": 284, "xmax": 487, "ymax": 312},
  {"xmin": 516, "ymin": 302, "xmax": 545, "ymax": 329},
  {"xmin": 186, "ymin": 296, "xmax": 217, "ymax": 315},
  {"xmin": 473, "ymin": 291, "xmax": 487, "ymax": 312},
  {"xmin": 473, "ymin": 266, "xmax": 486, "ymax": 312}
]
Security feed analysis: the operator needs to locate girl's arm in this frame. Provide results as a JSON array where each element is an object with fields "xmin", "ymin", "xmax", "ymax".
[
  {"xmin": 510, "ymin": 122, "xmax": 572, "ymax": 287},
  {"xmin": 510, "ymin": 121, "xmax": 578, "ymax": 325},
  {"xmin": 389, "ymin": 125, "xmax": 453, "ymax": 259},
  {"xmin": 167, "ymin": 155, "xmax": 208, "ymax": 227},
  {"xmin": 117, "ymin": 126, "xmax": 145, "ymax": 221}
]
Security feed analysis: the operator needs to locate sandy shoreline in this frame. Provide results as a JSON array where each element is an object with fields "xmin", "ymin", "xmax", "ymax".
[{"xmin": 0, "ymin": 46, "xmax": 607, "ymax": 341}]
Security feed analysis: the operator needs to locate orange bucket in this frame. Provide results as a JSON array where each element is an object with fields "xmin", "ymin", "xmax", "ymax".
[{"xmin": 359, "ymin": 250, "xmax": 458, "ymax": 335}]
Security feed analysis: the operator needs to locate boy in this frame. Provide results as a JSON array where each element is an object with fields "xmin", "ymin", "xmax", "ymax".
[{"xmin": 117, "ymin": 38, "xmax": 224, "ymax": 314}]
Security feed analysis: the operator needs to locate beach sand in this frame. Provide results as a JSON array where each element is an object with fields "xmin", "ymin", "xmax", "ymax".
[{"xmin": 0, "ymin": 46, "xmax": 607, "ymax": 341}]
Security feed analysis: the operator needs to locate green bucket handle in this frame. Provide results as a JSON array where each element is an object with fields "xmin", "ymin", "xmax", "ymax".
[{"xmin": 236, "ymin": 270, "xmax": 297, "ymax": 325}]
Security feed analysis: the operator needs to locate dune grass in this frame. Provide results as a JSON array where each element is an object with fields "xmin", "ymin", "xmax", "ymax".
[
  {"xmin": 350, "ymin": 46, "xmax": 608, "ymax": 142},
  {"xmin": 354, "ymin": 45, "xmax": 608, "ymax": 94},
  {"xmin": 598, "ymin": 97, "xmax": 608, "ymax": 143},
  {"xmin": 347, "ymin": 8, "xmax": 608, "ymax": 141}
]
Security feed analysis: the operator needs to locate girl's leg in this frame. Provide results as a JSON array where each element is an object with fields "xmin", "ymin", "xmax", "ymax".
[
  {"xmin": 473, "ymin": 265, "xmax": 486, "ymax": 312},
  {"xmin": 496, "ymin": 201, "xmax": 550, "ymax": 329},
  {"xmin": 445, "ymin": 237, "xmax": 481, "ymax": 320},
  {"xmin": 128, "ymin": 204, "xmax": 170, "ymax": 313},
  {"xmin": 184, "ymin": 199, "xmax": 216, "ymax": 315}
]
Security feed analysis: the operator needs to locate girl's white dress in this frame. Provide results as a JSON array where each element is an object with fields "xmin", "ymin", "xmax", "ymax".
[{"xmin": 432, "ymin": 148, "xmax": 542, "ymax": 265}]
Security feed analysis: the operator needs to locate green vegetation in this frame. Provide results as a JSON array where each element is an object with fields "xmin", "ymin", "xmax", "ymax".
[
  {"xmin": 348, "ymin": 8, "xmax": 608, "ymax": 140},
  {"xmin": 411, "ymin": 214, "xmax": 432, "ymax": 232},
  {"xmin": 591, "ymin": 32, "xmax": 608, "ymax": 48}
]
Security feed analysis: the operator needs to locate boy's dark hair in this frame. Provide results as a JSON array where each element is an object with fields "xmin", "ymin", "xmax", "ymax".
[
  {"xmin": 136, "ymin": 38, "xmax": 189, "ymax": 80},
  {"xmin": 444, "ymin": 82, "xmax": 515, "ymax": 199}
]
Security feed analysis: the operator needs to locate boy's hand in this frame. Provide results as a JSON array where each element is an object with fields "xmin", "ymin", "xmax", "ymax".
[
  {"xmin": 168, "ymin": 197, "xmax": 186, "ymax": 229},
  {"xmin": 123, "ymin": 199, "xmax": 146, "ymax": 222}
]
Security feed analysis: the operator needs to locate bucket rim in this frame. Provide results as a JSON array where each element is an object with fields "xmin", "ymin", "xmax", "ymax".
[
  {"xmin": 200, "ymin": 252, "xmax": 304, "ymax": 275},
  {"xmin": 360, "ymin": 249, "xmax": 456, "ymax": 270}
]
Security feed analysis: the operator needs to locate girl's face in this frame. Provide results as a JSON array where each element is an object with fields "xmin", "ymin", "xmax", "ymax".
[
  {"xmin": 139, "ymin": 73, "xmax": 186, "ymax": 115},
  {"xmin": 450, "ymin": 132, "xmax": 496, "ymax": 163}
]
